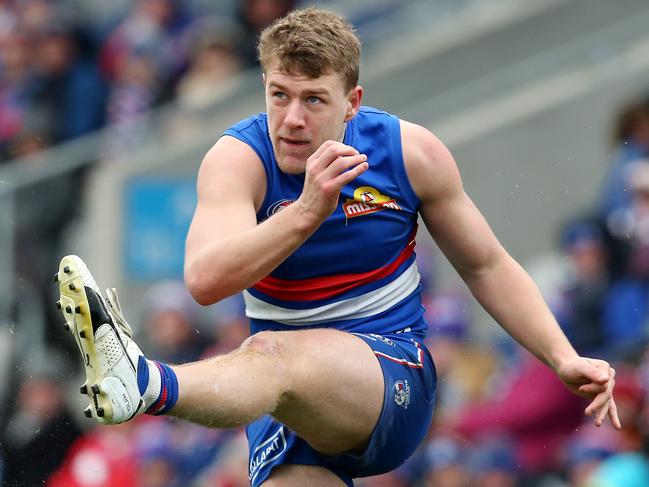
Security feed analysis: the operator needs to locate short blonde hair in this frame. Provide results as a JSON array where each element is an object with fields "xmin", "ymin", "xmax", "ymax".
[{"xmin": 258, "ymin": 7, "xmax": 361, "ymax": 92}]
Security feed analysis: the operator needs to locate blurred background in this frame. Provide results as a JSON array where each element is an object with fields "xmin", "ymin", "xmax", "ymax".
[{"xmin": 1, "ymin": 0, "xmax": 649, "ymax": 485}]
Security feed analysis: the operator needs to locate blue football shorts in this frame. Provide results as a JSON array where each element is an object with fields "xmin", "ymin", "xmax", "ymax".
[{"xmin": 245, "ymin": 331, "xmax": 437, "ymax": 486}]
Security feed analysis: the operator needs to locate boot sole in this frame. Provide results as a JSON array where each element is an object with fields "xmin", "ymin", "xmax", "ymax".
[{"xmin": 56, "ymin": 255, "xmax": 113, "ymax": 422}]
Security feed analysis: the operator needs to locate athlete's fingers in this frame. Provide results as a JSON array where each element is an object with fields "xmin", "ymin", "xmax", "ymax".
[
  {"xmin": 309, "ymin": 139, "xmax": 339, "ymax": 160},
  {"xmin": 323, "ymin": 153, "xmax": 368, "ymax": 178},
  {"xmin": 310, "ymin": 143, "xmax": 359, "ymax": 170},
  {"xmin": 593, "ymin": 397, "xmax": 610, "ymax": 427},
  {"xmin": 578, "ymin": 382, "xmax": 607, "ymax": 395},
  {"xmin": 585, "ymin": 375, "xmax": 615, "ymax": 418},
  {"xmin": 332, "ymin": 161, "xmax": 369, "ymax": 187},
  {"xmin": 608, "ymin": 396, "xmax": 622, "ymax": 429}
]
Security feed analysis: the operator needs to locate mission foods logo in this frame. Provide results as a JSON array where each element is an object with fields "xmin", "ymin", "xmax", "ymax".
[{"xmin": 343, "ymin": 186, "xmax": 401, "ymax": 219}]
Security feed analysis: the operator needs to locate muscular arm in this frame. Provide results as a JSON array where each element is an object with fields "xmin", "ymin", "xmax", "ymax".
[
  {"xmin": 185, "ymin": 136, "xmax": 367, "ymax": 305},
  {"xmin": 401, "ymin": 120, "xmax": 620, "ymax": 428},
  {"xmin": 402, "ymin": 121, "xmax": 574, "ymax": 367},
  {"xmin": 185, "ymin": 136, "xmax": 314, "ymax": 304}
]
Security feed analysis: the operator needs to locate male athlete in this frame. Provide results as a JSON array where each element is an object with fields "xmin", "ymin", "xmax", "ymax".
[{"xmin": 56, "ymin": 7, "xmax": 620, "ymax": 486}]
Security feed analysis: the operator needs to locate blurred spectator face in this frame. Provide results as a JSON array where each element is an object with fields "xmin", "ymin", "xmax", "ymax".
[
  {"xmin": 139, "ymin": 456, "xmax": 176, "ymax": 487},
  {"xmin": 19, "ymin": 376, "xmax": 63, "ymax": 419},
  {"xmin": 17, "ymin": 0, "xmax": 51, "ymax": 34},
  {"xmin": 628, "ymin": 162, "xmax": 649, "ymax": 239},
  {"xmin": 425, "ymin": 465, "xmax": 473, "ymax": 487},
  {"xmin": 615, "ymin": 100, "xmax": 649, "ymax": 148},
  {"xmin": 477, "ymin": 471, "xmax": 515, "ymax": 487},
  {"xmin": 470, "ymin": 439, "xmax": 517, "ymax": 487},
  {"xmin": 137, "ymin": 0, "xmax": 173, "ymax": 26},
  {"xmin": 424, "ymin": 436, "xmax": 473, "ymax": 487},
  {"xmin": 569, "ymin": 241, "xmax": 607, "ymax": 282},
  {"xmin": 631, "ymin": 110, "xmax": 649, "ymax": 146},
  {"xmin": 561, "ymin": 221, "xmax": 607, "ymax": 282},
  {"xmin": 147, "ymin": 308, "xmax": 194, "ymax": 352},
  {"xmin": 193, "ymin": 43, "xmax": 239, "ymax": 80},
  {"xmin": 244, "ymin": 0, "xmax": 296, "ymax": 31},
  {"xmin": 117, "ymin": 53, "xmax": 158, "ymax": 86},
  {"xmin": 565, "ymin": 424, "xmax": 621, "ymax": 487},
  {"xmin": 34, "ymin": 32, "xmax": 74, "ymax": 75},
  {"xmin": 424, "ymin": 291, "xmax": 470, "ymax": 374},
  {"xmin": 0, "ymin": 33, "xmax": 29, "ymax": 82}
]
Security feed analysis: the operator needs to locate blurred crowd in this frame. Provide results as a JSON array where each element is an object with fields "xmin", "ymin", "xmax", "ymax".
[
  {"xmin": 0, "ymin": 0, "xmax": 303, "ymax": 163},
  {"xmin": 2, "ymin": 0, "xmax": 649, "ymax": 486}
]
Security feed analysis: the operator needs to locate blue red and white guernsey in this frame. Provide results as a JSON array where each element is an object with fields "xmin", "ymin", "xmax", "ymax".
[
  {"xmin": 223, "ymin": 106, "xmax": 437, "ymax": 485},
  {"xmin": 223, "ymin": 106, "xmax": 426, "ymax": 339}
]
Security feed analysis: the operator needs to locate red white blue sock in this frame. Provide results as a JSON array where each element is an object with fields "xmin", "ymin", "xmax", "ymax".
[{"xmin": 137, "ymin": 356, "xmax": 179, "ymax": 415}]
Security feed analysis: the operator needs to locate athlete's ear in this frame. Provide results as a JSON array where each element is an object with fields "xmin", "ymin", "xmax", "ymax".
[
  {"xmin": 345, "ymin": 85, "xmax": 363, "ymax": 122},
  {"xmin": 262, "ymin": 72, "xmax": 267, "ymax": 86}
]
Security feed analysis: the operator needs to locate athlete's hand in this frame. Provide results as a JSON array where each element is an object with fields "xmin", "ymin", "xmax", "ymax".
[
  {"xmin": 556, "ymin": 356, "xmax": 621, "ymax": 429},
  {"xmin": 296, "ymin": 140, "xmax": 368, "ymax": 223}
]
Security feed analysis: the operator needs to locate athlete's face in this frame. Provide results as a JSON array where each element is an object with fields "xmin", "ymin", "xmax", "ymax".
[{"xmin": 264, "ymin": 60, "xmax": 363, "ymax": 174}]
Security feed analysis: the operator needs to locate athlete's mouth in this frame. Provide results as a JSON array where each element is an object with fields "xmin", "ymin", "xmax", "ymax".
[{"xmin": 279, "ymin": 137, "xmax": 309, "ymax": 146}]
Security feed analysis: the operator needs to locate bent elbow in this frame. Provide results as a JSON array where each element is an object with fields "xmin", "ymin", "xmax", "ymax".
[{"xmin": 185, "ymin": 266, "xmax": 222, "ymax": 306}]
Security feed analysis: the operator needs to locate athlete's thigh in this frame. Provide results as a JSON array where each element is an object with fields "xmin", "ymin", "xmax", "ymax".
[
  {"xmin": 269, "ymin": 328, "xmax": 384, "ymax": 455},
  {"xmin": 261, "ymin": 464, "xmax": 348, "ymax": 487}
]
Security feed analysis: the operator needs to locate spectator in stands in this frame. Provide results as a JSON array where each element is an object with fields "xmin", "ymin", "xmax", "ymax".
[
  {"xmin": 193, "ymin": 430, "xmax": 250, "ymax": 487},
  {"xmin": 470, "ymin": 438, "xmax": 519, "ymax": 487},
  {"xmin": 598, "ymin": 97, "xmax": 649, "ymax": 218},
  {"xmin": 563, "ymin": 424, "xmax": 622, "ymax": 487},
  {"xmin": 0, "ymin": 5, "xmax": 106, "ymax": 161},
  {"xmin": 100, "ymin": 0, "xmax": 195, "ymax": 97},
  {"xmin": 167, "ymin": 16, "xmax": 245, "ymax": 140},
  {"xmin": 552, "ymin": 217, "xmax": 610, "ymax": 357},
  {"xmin": 99, "ymin": 0, "xmax": 196, "ymax": 161},
  {"xmin": 421, "ymin": 433, "xmax": 474, "ymax": 487},
  {"xmin": 450, "ymin": 349, "xmax": 584, "ymax": 480},
  {"xmin": 236, "ymin": 0, "xmax": 297, "ymax": 66},
  {"xmin": 141, "ymin": 280, "xmax": 212, "ymax": 364},
  {"xmin": 29, "ymin": 21, "xmax": 107, "ymax": 145},
  {"xmin": 0, "ymin": 31, "xmax": 31, "ymax": 161},
  {"xmin": 175, "ymin": 17, "xmax": 244, "ymax": 111},
  {"xmin": 601, "ymin": 161, "xmax": 649, "ymax": 359},
  {"xmin": 48, "ymin": 423, "xmax": 139, "ymax": 487},
  {"xmin": 132, "ymin": 416, "xmax": 231, "ymax": 487},
  {"xmin": 1, "ymin": 357, "xmax": 82, "ymax": 486},
  {"xmin": 423, "ymin": 290, "xmax": 499, "ymax": 417}
]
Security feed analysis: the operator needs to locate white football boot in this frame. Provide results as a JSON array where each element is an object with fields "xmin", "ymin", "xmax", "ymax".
[{"xmin": 55, "ymin": 255, "xmax": 157, "ymax": 424}]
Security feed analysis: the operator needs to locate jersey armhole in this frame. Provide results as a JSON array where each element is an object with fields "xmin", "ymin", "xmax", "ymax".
[
  {"xmin": 389, "ymin": 117, "xmax": 421, "ymax": 211},
  {"xmin": 221, "ymin": 131, "xmax": 272, "ymax": 219}
]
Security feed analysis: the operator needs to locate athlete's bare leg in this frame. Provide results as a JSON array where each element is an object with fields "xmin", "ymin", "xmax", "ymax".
[
  {"xmin": 261, "ymin": 464, "xmax": 347, "ymax": 486},
  {"xmin": 57, "ymin": 255, "xmax": 383, "ymax": 461},
  {"xmin": 171, "ymin": 328, "xmax": 384, "ymax": 455}
]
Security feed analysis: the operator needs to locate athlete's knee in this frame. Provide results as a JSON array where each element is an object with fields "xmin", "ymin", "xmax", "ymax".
[{"xmin": 240, "ymin": 331, "xmax": 284, "ymax": 357}]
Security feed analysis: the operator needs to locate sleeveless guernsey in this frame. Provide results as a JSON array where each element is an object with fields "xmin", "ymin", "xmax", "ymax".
[{"xmin": 223, "ymin": 106, "xmax": 426, "ymax": 337}]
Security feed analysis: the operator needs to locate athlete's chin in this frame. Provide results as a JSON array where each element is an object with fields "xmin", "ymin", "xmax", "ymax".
[{"xmin": 275, "ymin": 152, "xmax": 308, "ymax": 174}]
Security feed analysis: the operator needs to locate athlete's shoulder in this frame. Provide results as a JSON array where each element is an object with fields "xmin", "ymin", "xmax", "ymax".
[
  {"xmin": 399, "ymin": 120, "xmax": 461, "ymax": 201},
  {"xmin": 356, "ymin": 105, "xmax": 397, "ymax": 120},
  {"xmin": 226, "ymin": 112, "xmax": 268, "ymax": 133}
]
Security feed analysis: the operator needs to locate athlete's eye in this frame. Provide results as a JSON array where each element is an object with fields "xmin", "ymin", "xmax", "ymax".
[
  {"xmin": 306, "ymin": 96, "xmax": 322, "ymax": 104},
  {"xmin": 273, "ymin": 91, "xmax": 288, "ymax": 99}
]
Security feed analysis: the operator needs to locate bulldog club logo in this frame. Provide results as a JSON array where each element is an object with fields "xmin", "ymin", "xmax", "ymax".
[
  {"xmin": 393, "ymin": 380, "xmax": 411, "ymax": 409},
  {"xmin": 266, "ymin": 199, "xmax": 295, "ymax": 218},
  {"xmin": 343, "ymin": 186, "xmax": 401, "ymax": 219}
]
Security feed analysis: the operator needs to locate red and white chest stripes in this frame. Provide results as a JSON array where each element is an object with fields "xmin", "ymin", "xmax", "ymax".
[{"xmin": 243, "ymin": 237, "xmax": 420, "ymax": 326}]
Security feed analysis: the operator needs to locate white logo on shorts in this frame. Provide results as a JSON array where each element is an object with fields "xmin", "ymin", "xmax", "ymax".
[
  {"xmin": 394, "ymin": 380, "xmax": 411, "ymax": 409},
  {"xmin": 249, "ymin": 426, "xmax": 287, "ymax": 482}
]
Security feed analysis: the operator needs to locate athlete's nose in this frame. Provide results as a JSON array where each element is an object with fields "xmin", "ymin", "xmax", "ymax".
[{"xmin": 284, "ymin": 100, "xmax": 306, "ymax": 129}]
